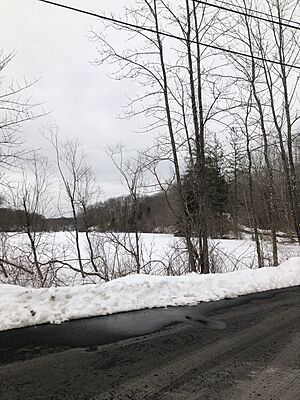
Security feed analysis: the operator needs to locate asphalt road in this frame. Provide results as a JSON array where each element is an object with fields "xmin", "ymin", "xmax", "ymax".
[{"xmin": 0, "ymin": 286, "xmax": 299, "ymax": 400}]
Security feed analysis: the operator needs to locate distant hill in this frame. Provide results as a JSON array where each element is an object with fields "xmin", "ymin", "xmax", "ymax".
[{"xmin": 0, "ymin": 208, "xmax": 75, "ymax": 232}]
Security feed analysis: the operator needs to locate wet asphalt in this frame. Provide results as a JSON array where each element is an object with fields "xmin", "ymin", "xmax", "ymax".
[{"xmin": 0, "ymin": 286, "xmax": 299, "ymax": 399}]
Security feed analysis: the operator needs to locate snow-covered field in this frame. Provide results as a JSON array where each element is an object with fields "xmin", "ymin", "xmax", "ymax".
[
  {"xmin": 1, "ymin": 232, "xmax": 300, "ymax": 331},
  {"xmin": 1, "ymin": 232, "xmax": 299, "ymax": 286},
  {"xmin": 1, "ymin": 256, "xmax": 300, "ymax": 331}
]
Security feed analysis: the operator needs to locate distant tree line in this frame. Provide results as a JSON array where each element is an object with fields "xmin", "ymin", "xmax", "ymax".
[
  {"xmin": 1, "ymin": 145, "xmax": 299, "ymax": 239},
  {"xmin": 77, "ymin": 147, "xmax": 300, "ymax": 240},
  {"xmin": 0, "ymin": 208, "xmax": 75, "ymax": 232}
]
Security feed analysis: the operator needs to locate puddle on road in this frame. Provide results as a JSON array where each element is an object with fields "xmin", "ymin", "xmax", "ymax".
[
  {"xmin": 0, "ymin": 306, "xmax": 226, "ymax": 355},
  {"xmin": 2, "ymin": 286, "xmax": 292, "ymax": 360}
]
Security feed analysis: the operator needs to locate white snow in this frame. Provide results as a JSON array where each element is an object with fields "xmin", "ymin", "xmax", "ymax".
[
  {"xmin": 0, "ymin": 256, "xmax": 300, "ymax": 332},
  {"xmin": 2, "ymin": 232, "xmax": 299, "ymax": 286}
]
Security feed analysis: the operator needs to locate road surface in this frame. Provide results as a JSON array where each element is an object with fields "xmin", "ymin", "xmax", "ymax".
[{"xmin": 0, "ymin": 286, "xmax": 299, "ymax": 399}]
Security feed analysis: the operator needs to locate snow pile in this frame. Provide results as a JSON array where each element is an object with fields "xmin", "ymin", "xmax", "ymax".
[{"xmin": 1, "ymin": 257, "xmax": 300, "ymax": 332}]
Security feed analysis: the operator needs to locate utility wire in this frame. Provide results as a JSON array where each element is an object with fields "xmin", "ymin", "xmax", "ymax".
[
  {"xmin": 194, "ymin": 0, "xmax": 300, "ymax": 30},
  {"xmin": 216, "ymin": 0, "xmax": 300, "ymax": 26},
  {"xmin": 37, "ymin": 0, "xmax": 300, "ymax": 71}
]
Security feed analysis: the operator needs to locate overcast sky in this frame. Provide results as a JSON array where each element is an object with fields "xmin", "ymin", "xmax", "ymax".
[{"xmin": 1, "ymin": 0, "xmax": 158, "ymax": 202}]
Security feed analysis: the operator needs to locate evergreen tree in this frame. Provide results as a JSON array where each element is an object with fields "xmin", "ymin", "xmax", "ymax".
[{"xmin": 182, "ymin": 151, "xmax": 229, "ymax": 238}]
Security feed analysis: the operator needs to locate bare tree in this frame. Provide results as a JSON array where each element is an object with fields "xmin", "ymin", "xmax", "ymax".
[
  {"xmin": 227, "ymin": 128, "xmax": 245, "ymax": 239},
  {"xmin": 108, "ymin": 145, "xmax": 150, "ymax": 274},
  {"xmin": 49, "ymin": 131, "xmax": 89, "ymax": 277},
  {"xmin": 90, "ymin": 0, "xmax": 231, "ymax": 273},
  {"xmin": 222, "ymin": 2, "xmax": 280, "ymax": 265},
  {"xmin": 76, "ymin": 162, "xmax": 102, "ymax": 275},
  {"xmin": 0, "ymin": 50, "xmax": 44, "ymax": 177},
  {"xmin": 237, "ymin": 94, "xmax": 264, "ymax": 268},
  {"xmin": 255, "ymin": 0, "xmax": 300, "ymax": 243},
  {"xmin": 5, "ymin": 152, "xmax": 51, "ymax": 286}
]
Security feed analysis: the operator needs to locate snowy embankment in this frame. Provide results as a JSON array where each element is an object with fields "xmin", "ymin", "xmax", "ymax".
[{"xmin": 1, "ymin": 257, "xmax": 300, "ymax": 332}]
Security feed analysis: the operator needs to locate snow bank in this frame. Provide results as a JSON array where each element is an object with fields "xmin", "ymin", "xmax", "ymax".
[{"xmin": 1, "ymin": 257, "xmax": 300, "ymax": 332}]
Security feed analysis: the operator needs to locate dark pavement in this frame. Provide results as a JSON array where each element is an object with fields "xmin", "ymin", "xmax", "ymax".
[{"xmin": 0, "ymin": 286, "xmax": 299, "ymax": 399}]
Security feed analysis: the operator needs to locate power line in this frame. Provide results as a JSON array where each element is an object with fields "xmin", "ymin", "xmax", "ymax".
[
  {"xmin": 37, "ymin": 0, "xmax": 300, "ymax": 71},
  {"xmin": 194, "ymin": 0, "xmax": 300, "ymax": 31},
  {"xmin": 218, "ymin": 0, "xmax": 300, "ymax": 26}
]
